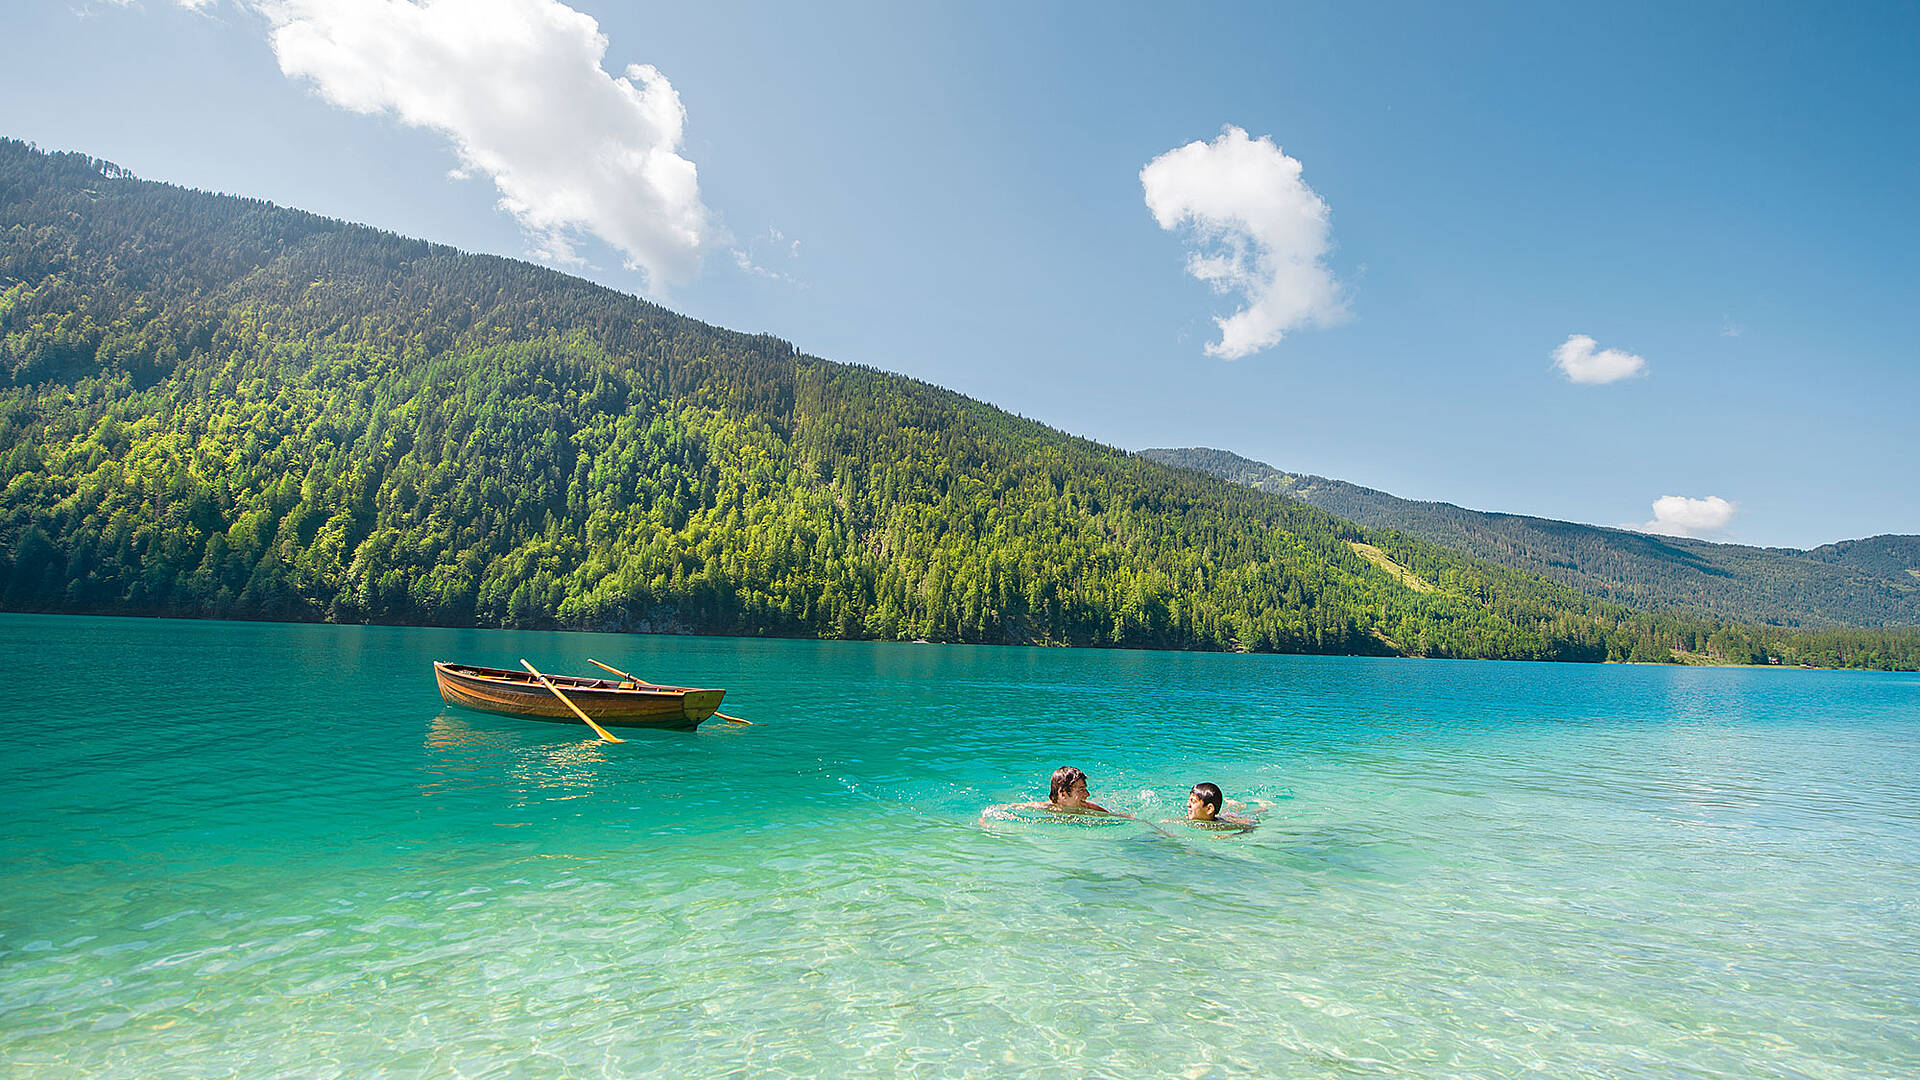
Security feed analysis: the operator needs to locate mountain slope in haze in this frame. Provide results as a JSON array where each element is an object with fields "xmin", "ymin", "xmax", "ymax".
[
  {"xmin": 1140, "ymin": 447, "xmax": 1920, "ymax": 629},
  {"xmin": 1805, "ymin": 535, "xmax": 1920, "ymax": 584},
  {"xmin": 2, "ymin": 139, "xmax": 1916, "ymax": 670}
]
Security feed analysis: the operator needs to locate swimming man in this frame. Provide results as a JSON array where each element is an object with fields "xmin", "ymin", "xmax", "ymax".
[{"xmin": 1020, "ymin": 765, "xmax": 1116, "ymax": 815}]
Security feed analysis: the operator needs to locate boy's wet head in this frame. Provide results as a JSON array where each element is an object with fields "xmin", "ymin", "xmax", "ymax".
[{"xmin": 1189, "ymin": 782, "xmax": 1223, "ymax": 821}]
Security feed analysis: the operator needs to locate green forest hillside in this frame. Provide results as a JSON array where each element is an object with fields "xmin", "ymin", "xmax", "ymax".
[
  {"xmin": 3, "ymin": 139, "xmax": 1916, "ymax": 669},
  {"xmin": 1804, "ymin": 535, "xmax": 1920, "ymax": 585},
  {"xmin": 1141, "ymin": 448, "xmax": 1920, "ymax": 629}
]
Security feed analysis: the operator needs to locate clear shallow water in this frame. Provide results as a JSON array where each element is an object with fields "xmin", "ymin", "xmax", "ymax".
[{"xmin": 2, "ymin": 614, "xmax": 1916, "ymax": 1079}]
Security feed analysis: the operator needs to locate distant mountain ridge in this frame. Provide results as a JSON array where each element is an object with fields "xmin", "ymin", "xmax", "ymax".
[
  {"xmin": 1804, "ymin": 535, "xmax": 1920, "ymax": 583},
  {"xmin": 0, "ymin": 139, "xmax": 1703, "ymax": 661},
  {"xmin": 1139, "ymin": 448, "xmax": 1920, "ymax": 628},
  {"xmin": 2, "ymin": 138, "xmax": 1915, "ymax": 669}
]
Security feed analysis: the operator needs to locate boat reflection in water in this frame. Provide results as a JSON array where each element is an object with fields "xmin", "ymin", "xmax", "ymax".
[{"xmin": 422, "ymin": 710, "xmax": 616, "ymax": 805}]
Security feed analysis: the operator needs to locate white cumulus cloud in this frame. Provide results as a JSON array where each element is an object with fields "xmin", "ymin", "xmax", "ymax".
[
  {"xmin": 1552, "ymin": 334, "xmax": 1647, "ymax": 384},
  {"xmin": 1141, "ymin": 126, "xmax": 1344, "ymax": 359},
  {"xmin": 1639, "ymin": 495, "xmax": 1738, "ymax": 538},
  {"xmin": 264, "ymin": 0, "xmax": 713, "ymax": 290}
]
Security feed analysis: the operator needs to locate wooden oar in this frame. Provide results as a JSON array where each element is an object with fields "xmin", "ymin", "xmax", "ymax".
[
  {"xmin": 586, "ymin": 658, "xmax": 754, "ymax": 725},
  {"xmin": 587, "ymin": 657, "xmax": 657, "ymax": 687},
  {"xmin": 520, "ymin": 659, "xmax": 624, "ymax": 743}
]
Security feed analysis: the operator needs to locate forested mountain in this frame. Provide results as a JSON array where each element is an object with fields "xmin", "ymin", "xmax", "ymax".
[
  {"xmin": 1805, "ymin": 535, "xmax": 1920, "ymax": 584},
  {"xmin": 1140, "ymin": 447, "xmax": 1920, "ymax": 629},
  {"xmin": 3, "ymin": 139, "xmax": 1916, "ymax": 669}
]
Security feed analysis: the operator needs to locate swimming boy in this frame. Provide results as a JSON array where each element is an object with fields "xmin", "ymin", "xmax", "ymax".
[
  {"xmin": 1187, "ymin": 781, "xmax": 1228, "ymax": 823},
  {"xmin": 1179, "ymin": 782, "xmax": 1257, "ymax": 830},
  {"xmin": 1020, "ymin": 765, "xmax": 1115, "ymax": 815}
]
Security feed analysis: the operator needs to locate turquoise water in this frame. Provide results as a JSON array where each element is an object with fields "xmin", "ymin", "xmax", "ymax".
[{"xmin": 2, "ymin": 613, "xmax": 1916, "ymax": 1079}]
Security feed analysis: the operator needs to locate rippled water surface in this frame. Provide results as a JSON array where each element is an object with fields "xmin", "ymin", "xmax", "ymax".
[{"xmin": 3, "ymin": 614, "xmax": 1917, "ymax": 1078}]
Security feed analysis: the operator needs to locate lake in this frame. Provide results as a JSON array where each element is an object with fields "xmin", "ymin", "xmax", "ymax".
[{"xmin": 2, "ymin": 613, "xmax": 1916, "ymax": 1078}]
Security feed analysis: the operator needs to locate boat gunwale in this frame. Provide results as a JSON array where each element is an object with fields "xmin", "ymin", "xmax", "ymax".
[{"xmin": 433, "ymin": 660, "xmax": 719, "ymax": 698}]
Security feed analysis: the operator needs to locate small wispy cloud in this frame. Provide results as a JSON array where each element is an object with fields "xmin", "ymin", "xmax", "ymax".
[
  {"xmin": 1141, "ymin": 126, "xmax": 1345, "ymax": 359},
  {"xmin": 263, "ymin": 0, "xmax": 714, "ymax": 291},
  {"xmin": 1552, "ymin": 334, "xmax": 1647, "ymax": 384},
  {"xmin": 99, "ymin": 0, "xmax": 220, "ymax": 9},
  {"xmin": 730, "ymin": 226, "xmax": 800, "ymax": 282},
  {"xmin": 1637, "ymin": 495, "xmax": 1738, "ymax": 538},
  {"xmin": 1720, "ymin": 316, "xmax": 1743, "ymax": 338},
  {"xmin": 732, "ymin": 250, "xmax": 775, "ymax": 278}
]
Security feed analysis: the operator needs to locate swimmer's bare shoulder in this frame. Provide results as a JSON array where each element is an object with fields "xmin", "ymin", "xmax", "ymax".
[
  {"xmin": 1167, "ymin": 808, "xmax": 1254, "ymax": 831},
  {"xmin": 1018, "ymin": 799, "xmax": 1120, "ymax": 815}
]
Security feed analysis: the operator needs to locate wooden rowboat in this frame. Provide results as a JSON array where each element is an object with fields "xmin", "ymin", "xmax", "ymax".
[{"xmin": 433, "ymin": 662, "xmax": 725, "ymax": 731}]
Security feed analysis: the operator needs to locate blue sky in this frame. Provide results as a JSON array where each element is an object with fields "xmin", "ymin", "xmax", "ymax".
[{"xmin": 5, "ymin": 1, "xmax": 1915, "ymax": 549}]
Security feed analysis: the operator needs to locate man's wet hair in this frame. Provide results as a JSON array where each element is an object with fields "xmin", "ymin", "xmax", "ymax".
[
  {"xmin": 1050, "ymin": 766, "xmax": 1089, "ymax": 802},
  {"xmin": 1191, "ymin": 782, "xmax": 1223, "ymax": 812}
]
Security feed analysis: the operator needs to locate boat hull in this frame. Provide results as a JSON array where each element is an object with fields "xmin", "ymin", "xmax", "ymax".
[{"xmin": 433, "ymin": 662, "xmax": 725, "ymax": 731}]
